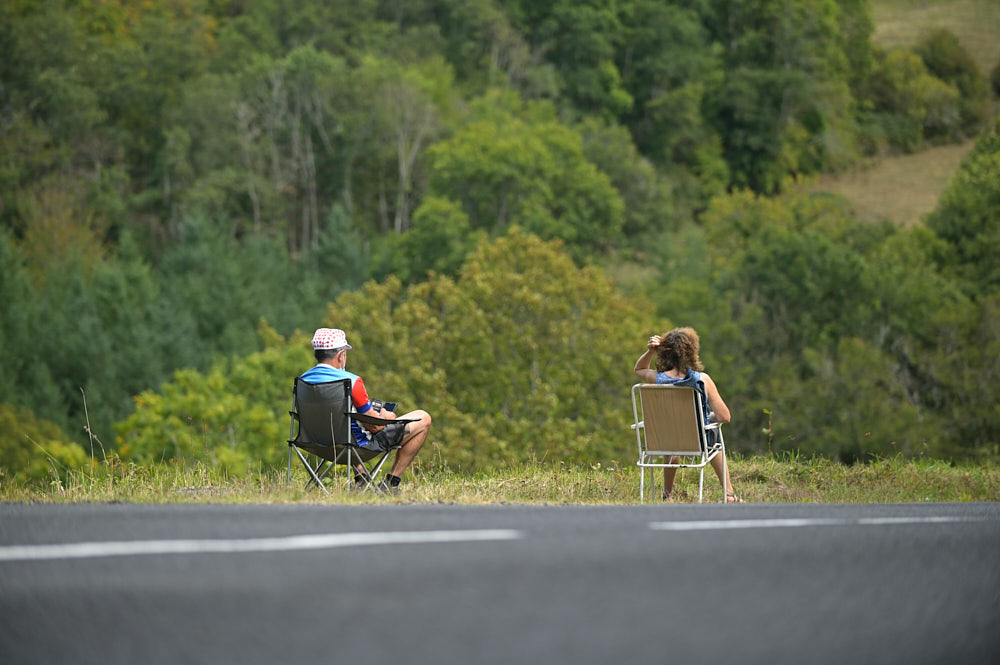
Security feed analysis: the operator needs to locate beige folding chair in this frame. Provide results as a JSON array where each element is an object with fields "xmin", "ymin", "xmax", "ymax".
[{"xmin": 630, "ymin": 383, "xmax": 726, "ymax": 503}]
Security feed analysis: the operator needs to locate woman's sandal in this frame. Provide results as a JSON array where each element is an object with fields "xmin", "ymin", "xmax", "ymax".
[
  {"xmin": 725, "ymin": 492, "xmax": 744, "ymax": 503},
  {"xmin": 661, "ymin": 491, "xmax": 675, "ymax": 503}
]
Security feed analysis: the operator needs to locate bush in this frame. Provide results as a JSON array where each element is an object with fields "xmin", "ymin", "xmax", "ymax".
[
  {"xmin": 866, "ymin": 48, "xmax": 963, "ymax": 150},
  {"xmin": 116, "ymin": 232, "xmax": 656, "ymax": 472},
  {"xmin": 115, "ymin": 323, "xmax": 312, "ymax": 474},
  {"xmin": 0, "ymin": 403, "xmax": 89, "ymax": 485},
  {"xmin": 914, "ymin": 29, "xmax": 991, "ymax": 136},
  {"xmin": 926, "ymin": 116, "xmax": 1000, "ymax": 292}
]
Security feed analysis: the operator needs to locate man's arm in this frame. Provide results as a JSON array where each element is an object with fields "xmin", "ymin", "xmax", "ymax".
[{"xmin": 352, "ymin": 378, "xmax": 398, "ymax": 432}]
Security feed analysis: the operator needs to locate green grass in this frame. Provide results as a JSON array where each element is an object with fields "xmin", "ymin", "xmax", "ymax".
[{"xmin": 3, "ymin": 455, "xmax": 998, "ymax": 504}]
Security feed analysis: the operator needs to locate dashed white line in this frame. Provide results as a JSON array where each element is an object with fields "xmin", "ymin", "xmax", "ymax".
[
  {"xmin": 0, "ymin": 529, "xmax": 524, "ymax": 563},
  {"xmin": 649, "ymin": 516, "xmax": 975, "ymax": 532}
]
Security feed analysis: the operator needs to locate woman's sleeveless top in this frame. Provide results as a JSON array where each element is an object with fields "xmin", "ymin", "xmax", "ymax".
[{"xmin": 655, "ymin": 369, "xmax": 710, "ymax": 422}]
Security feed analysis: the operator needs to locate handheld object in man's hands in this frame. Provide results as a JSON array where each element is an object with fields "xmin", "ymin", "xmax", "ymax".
[{"xmin": 371, "ymin": 399, "xmax": 398, "ymax": 413}]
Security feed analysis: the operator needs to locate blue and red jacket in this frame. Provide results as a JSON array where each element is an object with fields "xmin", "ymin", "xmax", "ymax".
[{"xmin": 299, "ymin": 364, "xmax": 375, "ymax": 446}]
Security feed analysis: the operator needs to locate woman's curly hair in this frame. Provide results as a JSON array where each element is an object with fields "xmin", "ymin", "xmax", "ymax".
[{"xmin": 655, "ymin": 327, "xmax": 703, "ymax": 373}]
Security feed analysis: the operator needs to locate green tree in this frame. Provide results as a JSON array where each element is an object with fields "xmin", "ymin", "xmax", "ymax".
[
  {"xmin": 926, "ymin": 117, "xmax": 1000, "ymax": 292},
  {"xmin": 501, "ymin": 0, "xmax": 632, "ymax": 117},
  {"xmin": 914, "ymin": 28, "xmax": 990, "ymax": 136},
  {"xmin": 917, "ymin": 295, "xmax": 1000, "ymax": 459},
  {"xmin": 575, "ymin": 118, "xmax": 679, "ymax": 240},
  {"xmin": 865, "ymin": 48, "xmax": 963, "ymax": 151},
  {"xmin": 617, "ymin": 0, "xmax": 725, "ymax": 191},
  {"xmin": 116, "ymin": 323, "xmax": 312, "ymax": 473},
  {"xmin": 701, "ymin": 0, "xmax": 858, "ymax": 191},
  {"xmin": 427, "ymin": 95, "xmax": 624, "ymax": 259},
  {"xmin": 755, "ymin": 338, "xmax": 938, "ymax": 461},
  {"xmin": 387, "ymin": 196, "xmax": 487, "ymax": 282},
  {"xmin": 654, "ymin": 184, "xmax": 971, "ymax": 459}
]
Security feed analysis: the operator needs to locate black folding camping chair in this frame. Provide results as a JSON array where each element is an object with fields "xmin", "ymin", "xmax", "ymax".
[{"xmin": 286, "ymin": 378, "xmax": 412, "ymax": 494}]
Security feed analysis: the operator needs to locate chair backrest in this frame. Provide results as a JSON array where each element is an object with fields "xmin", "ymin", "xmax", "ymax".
[
  {"xmin": 292, "ymin": 378, "xmax": 353, "ymax": 447},
  {"xmin": 636, "ymin": 384, "xmax": 707, "ymax": 454}
]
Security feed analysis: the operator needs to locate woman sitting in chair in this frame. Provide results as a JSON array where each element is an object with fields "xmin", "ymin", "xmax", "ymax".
[{"xmin": 634, "ymin": 327, "xmax": 742, "ymax": 502}]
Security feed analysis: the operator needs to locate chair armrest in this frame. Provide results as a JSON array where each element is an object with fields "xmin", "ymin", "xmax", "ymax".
[{"xmin": 347, "ymin": 412, "xmax": 418, "ymax": 427}]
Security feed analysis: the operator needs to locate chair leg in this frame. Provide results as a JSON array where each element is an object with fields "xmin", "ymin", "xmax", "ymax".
[
  {"xmin": 368, "ymin": 449, "xmax": 394, "ymax": 481},
  {"xmin": 291, "ymin": 446, "xmax": 331, "ymax": 495},
  {"xmin": 311, "ymin": 460, "xmax": 339, "ymax": 487},
  {"xmin": 346, "ymin": 448, "xmax": 374, "ymax": 491},
  {"xmin": 302, "ymin": 457, "xmax": 327, "ymax": 489}
]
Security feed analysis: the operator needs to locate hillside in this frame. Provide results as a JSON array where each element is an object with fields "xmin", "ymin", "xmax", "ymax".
[{"xmin": 818, "ymin": 0, "xmax": 999, "ymax": 226}]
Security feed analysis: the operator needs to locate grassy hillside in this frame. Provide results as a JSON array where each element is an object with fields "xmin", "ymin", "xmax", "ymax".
[
  {"xmin": 874, "ymin": 0, "xmax": 1000, "ymax": 75},
  {"xmin": 819, "ymin": 0, "xmax": 999, "ymax": 226},
  {"xmin": 816, "ymin": 140, "xmax": 976, "ymax": 226}
]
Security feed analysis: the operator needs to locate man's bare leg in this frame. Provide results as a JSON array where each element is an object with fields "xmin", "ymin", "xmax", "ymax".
[{"xmin": 389, "ymin": 410, "xmax": 432, "ymax": 478}]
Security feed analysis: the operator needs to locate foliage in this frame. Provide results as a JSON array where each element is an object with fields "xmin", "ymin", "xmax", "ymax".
[
  {"xmin": 0, "ymin": 403, "xmax": 88, "ymax": 485},
  {"xmin": 116, "ymin": 322, "xmax": 312, "ymax": 473},
  {"xmin": 0, "ymin": 219, "xmax": 358, "ymax": 443},
  {"xmin": 3, "ymin": 0, "xmax": 987, "ymax": 251},
  {"xmin": 652, "ymin": 183, "xmax": 982, "ymax": 460},
  {"xmin": 859, "ymin": 29, "xmax": 987, "ymax": 154},
  {"xmin": 425, "ymin": 96, "xmax": 625, "ymax": 259},
  {"xmin": 926, "ymin": 116, "xmax": 1000, "ymax": 293},
  {"xmin": 700, "ymin": 0, "xmax": 860, "ymax": 191},
  {"xmin": 863, "ymin": 48, "xmax": 963, "ymax": 151},
  {"xmin": 913, "ymin": 28, "xmax": 991, "ymax": 135},
  {"xmin": 116, "ymin": 231, "xmax": 654, "ymax": 472}
]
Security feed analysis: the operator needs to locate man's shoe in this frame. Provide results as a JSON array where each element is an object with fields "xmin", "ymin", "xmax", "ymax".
[{"xmin": 376, "ymin": 480, "xmax": 402, "ymax": 495}]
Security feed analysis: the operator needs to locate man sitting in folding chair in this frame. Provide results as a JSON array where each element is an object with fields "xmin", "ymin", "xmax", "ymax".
[
  {"xmin": 633, "ymin": 327, "xmax": 741, "ymax": 503},
  {"xmin": 299, "ymin": 328, "xmax": 432, "ymax": 494}
]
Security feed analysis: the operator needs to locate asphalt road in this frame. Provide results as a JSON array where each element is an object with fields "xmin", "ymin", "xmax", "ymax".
[{"xmin": 1, "ymin": 502, "xmax": 998, "ymax": 665}]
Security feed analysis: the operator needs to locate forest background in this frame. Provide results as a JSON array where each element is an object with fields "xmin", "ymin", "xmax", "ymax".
[{"xmin": 2, "ymin": 0, "xmax": 999, "ymax": 483}]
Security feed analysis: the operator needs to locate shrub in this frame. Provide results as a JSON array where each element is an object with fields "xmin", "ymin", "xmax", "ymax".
[
  {"xmin": 0, "ymin": 403, "xmax": 88, "ymax": 485},
  {"xmin": 866, "ymin": 48, "xmax": 963, "ymax": 150},
  {"xmin": 914, "ymin": 29, "xmax": 990, "ymax": 136}
]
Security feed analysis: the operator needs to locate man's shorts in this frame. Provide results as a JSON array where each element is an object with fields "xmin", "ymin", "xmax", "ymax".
[{"xmin": 362, "ymin": 421, "xmax": 408, "ymax": 453}]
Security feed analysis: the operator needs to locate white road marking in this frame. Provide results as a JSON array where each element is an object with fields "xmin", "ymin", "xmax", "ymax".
[
  {"xmin": 650, "ymin": 516, "xmax": 976, "ymax": 532},
  {"xmin": 0, "ymin": 529, "xmax": 524, "ymax": 563}
]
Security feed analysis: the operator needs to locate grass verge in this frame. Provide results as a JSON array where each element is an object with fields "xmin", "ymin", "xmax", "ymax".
[{"xmin": 2, "ymin": 455, "xmax": 998, "ymax": 505}]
